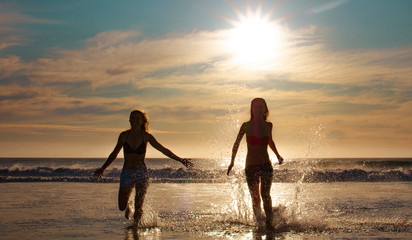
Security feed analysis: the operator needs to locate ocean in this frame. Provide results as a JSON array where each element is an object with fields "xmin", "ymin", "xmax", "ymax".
[{"xmin": 0, "ymin": 157, "xmax": 411, "ymax": 239}]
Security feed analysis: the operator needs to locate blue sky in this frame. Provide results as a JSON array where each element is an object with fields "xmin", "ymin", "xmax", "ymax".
[
  {"xmin": 1, "ymin": 0, "xmax": 411, "ymax": 158},
  {"xmin": 6, "ymin": 0, "xmax": 412, "ymax": 58}
]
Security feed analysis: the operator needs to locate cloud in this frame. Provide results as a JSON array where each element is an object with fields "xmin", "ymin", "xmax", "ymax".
[
  {"xmin": 0, "ymin": 2, "xmax": 57, "ymax": 25},
  {"xmin": 1, "ymin": 26, "xmax": 410, "ymax": 113},
  {"xmin": 0, "ymin": 32, "xmax": 23, "ymax": 51},
  {"xmin": 52, "ymin": 105, "xmax": 128, "ymax": 116},
  {"xmin": 3, "ymin": 24, "xmax": 410, "ymax": 97},
  {"xmin": 0, "ymin": 123, "xmax": 199, "ymax": 136},
  {"xmin": 306, "ymin": 0, "xmax": 350, "ymax": 15},
  {"xmin": 0, "ymin": 91, "xmax": 38, "ymax": 101},
  {"xmin": 0, "ymin": 55, "xmax": 30, "ymax": 78},
  {"xmin": 308, "ymin": 101, "xmax": 396, "ymax": 116},
  {"xmin": 146, "ymin": 104, "xmax": 222, "ymax": 122},
  {"xmin": 105, "ymin": 67, "xmax": 132, "ymax": 76},
  {"xmin": 0, "ymin": 3, "xmax": 58, "ymax": 51},
  {"xmin": 0, "ymin": 24, "xmax": 411, "ymax": 157},
  {"xmin": 246, "ymin": 77, "xmax": 411, "ymax": 107},
  {"xmin": 86, "ymin": 30, "xmax": 141, "ymax": 48},
  {"xmin": 14, "ymin": 29, "xmax": 228, "ymax": 89}
]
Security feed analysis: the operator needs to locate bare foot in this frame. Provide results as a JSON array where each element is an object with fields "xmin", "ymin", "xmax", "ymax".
[
  {"xmin": 125, "ymin": 207, "xmax": 131, "ymax": 219},
  {"xmin": 266, "ymin": 220, "xmax": 274, "ymax": 232},
  {"xmin": 132, "ymin": 218, "xmax": 140, "ymax": 230}
]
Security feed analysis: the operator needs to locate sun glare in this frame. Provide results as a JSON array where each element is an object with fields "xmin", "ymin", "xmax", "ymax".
[
  {"xmin": 229, "ymin": 16, "xmax": 284, "ymax": 69},
  {"xmin": 220, "ymin": 2, "xmax": 287, "ymax": 71}
]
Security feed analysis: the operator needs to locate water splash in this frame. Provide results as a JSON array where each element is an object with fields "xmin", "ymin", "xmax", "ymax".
[
  {"xmin": 222, "ymin": 175, "xmax": 329, "ymax": 233},
  {"xmin": 269, "ymin": 203, "xmax": 328, "ymax": 233},
  {"xmin": 139, "ymin": 205, "xmax": 158, "ymax": 228},
  {"xmin": 292, "ymin": 117, "xmax": 330, "ymax": 218},
  {"xmin": 126, "ymin": 188, "xmax": 158, "ymax": 228},
  {"xmin": 263, "ymin": 117, "xmax": 331, "ymax": 232},
  {"xmin": 204, "ymin": 85, "xmax": 247, "ymax": 168},
  {"xmin": 224, "ymin": 173, "xmax": 254, "ymax": 225}
]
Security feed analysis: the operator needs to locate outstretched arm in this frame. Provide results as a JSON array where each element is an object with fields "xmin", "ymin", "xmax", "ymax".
[
  {"xmin": 268, "ymin": 123, "xmax": 283, "ymax": 165},
  {"xmin": 94, "ymin": 132, "xmax": 124, "ymax": 180},
  {"xmin": 227, "ymin": 123, "xmax": 246, "ymax": 175},
  {"xmin": 147, "ymin": 133, "xmax": 193, "ymax": 168}
]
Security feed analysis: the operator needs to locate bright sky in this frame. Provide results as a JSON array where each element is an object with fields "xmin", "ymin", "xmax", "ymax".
[{"xmin": 1, "ymin": 0, "xmax": 411, "ymax": 158}]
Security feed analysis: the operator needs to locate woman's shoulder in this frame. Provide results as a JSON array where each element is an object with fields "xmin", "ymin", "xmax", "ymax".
[
  {"xmin": 143, "ymin": 131, "xmax": 153, "ymax": 140},
  {"xmin": 241, "ymin": 121, "xmax": 250, "ymax": 129},
  {"xmin": 118, "ymin": 130, "xmax": 129, "ymax": 142},
  {"xmin": 120, "ymin": 129, "xmax": 130, "ymax": 135},
  {"xmin": 264, "ymin": 121, "xmax": 273, "ymax": 130}
]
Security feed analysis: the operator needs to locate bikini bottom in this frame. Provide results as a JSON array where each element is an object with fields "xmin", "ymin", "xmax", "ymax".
[
  {"xmin": 245, "ymin": 163, "xmax": 273, "ymax": 185},
  {"xmin": 120, "ymin": 167, "xmax": 149, "ymax": 187}
]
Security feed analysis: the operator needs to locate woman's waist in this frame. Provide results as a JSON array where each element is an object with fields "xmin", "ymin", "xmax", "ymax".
[
  {"xmin": 246, "ymin": 151, "xmax": 270, "ymax": 159},
  {"xmin": 245, "ymin": 162, "xmax": 273, "ymax": 172},
  {"xmin": 245, "ymin": 157, "xmax": 271, "ymax": 168},
  {"xmin": 123, "ymin": 158, "xmax": 146, "ymax": 169},
  {"xmin": 247, "ymin": 145, "xmax": 268, "ymax": 149}
]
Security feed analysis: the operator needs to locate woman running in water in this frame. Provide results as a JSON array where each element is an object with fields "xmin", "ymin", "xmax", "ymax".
[
  {"xmin": 227, "ymin": 98, "xmax": 283, "ymax": 230},
  {"xmin": 94, "ymin": 110, "xmax": 193, "ymax": 227}
]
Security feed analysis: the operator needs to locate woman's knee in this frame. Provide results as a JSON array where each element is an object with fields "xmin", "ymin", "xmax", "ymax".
[
  {"xmin": 118, "ymin": 186, "xmax": 133, "ymax": 210},
  {"xmin": 260, "ymin": 180, "xmax": 272, "ymax": 199},
  {"xmin": 261, "ymin": 191, "xmax": 271, "ymax": 200},
  {"xmin": 118, "ymin": 193, "xmax": 129, "ymax": 210},
  {"xmin": 118, "ymin": 201, "xmax": 127, "ymax": 211}
]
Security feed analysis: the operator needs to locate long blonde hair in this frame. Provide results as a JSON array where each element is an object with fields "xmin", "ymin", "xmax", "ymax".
[{"xmin": 130, "ymin": 110, "xmax": 149, "ymax": 132}]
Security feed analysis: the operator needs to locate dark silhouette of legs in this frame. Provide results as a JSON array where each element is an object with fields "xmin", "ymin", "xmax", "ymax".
[
  {"xmin": 261, "ymin": 173, "xmax": 273, "ymax": 229},
  {"xmin": 119, "ymin": 183, "xmax": 148, "ymax": 225},
  {"xmin": 247, "ymin": 179, "xmax": 264, "ymax": 222},
  {"xmin": 246, "ymin": 170, "xmax": 274, "ymax": 230},
  {"xmin": 133, "ymin": 183, "xmax": 148, "ymax": 223},
  {"xmin": 119, "ymin": 185, "xmax": 134, "ymax": 213}
]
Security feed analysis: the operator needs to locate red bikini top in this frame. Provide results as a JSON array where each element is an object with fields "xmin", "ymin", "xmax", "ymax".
[{"xmin": 246, "ymin": 136, "xmax": 269, "ymax": 145}]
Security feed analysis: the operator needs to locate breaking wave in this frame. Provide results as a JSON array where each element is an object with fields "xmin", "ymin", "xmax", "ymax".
[{"xmin": 0, "ymin": 166, "xmax": 411, "ymax": 183}]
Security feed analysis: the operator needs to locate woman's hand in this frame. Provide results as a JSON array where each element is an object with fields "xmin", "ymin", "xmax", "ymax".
[
  {"xmin": 277, "ymin": 156, "xmax": 284, "ymax": 165},
  {"xmin": 94, "ymin": 167, "xmax": 104, "ymax": 180},
  {"xmin": 179, "ymin": 158, "xmax": 194, "ymax": 168}
]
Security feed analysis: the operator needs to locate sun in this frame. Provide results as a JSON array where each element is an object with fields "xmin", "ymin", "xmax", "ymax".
[
  {"xmin": 224, "ymin": 5, "xmax": 286, "ymax": 69},
  {"xmin": 231, "ymin": 18, "xmax": 283, "ymax": 63}
]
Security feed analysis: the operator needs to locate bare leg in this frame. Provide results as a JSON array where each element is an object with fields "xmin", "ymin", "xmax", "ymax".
[
  {"xmin": 119, "ymin": 185, "xmax": 134, "ymax": 219},
  {"xmin": 133, "ymin": 183, "xmax": 148, "ymax": 225},
  {"xmin": 246, "ymin": 178, "xmax": 263, "ymax": 223},
  {"xmin": 261, "ymin": 173, "xmax": 273, "ymax": 229}
]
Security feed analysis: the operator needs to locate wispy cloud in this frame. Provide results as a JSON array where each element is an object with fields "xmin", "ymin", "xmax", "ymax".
[
  {"xmin": 0, "ymin": 123, "xmax": 201, "ymax": 136},
  {"xmin": 306, "ymin": 0, "xmax": 350, "ymax": 15},
  {"xmin": 0, "ymin": 21, "xmax": 411, "ymax": 157},
  {"xmin": 0, "ymin": 3, "xmax": 58, "ymax": 51},
  {"xmin": 2, "ymin": 25, "xmax": 410, "ymax": 96}
]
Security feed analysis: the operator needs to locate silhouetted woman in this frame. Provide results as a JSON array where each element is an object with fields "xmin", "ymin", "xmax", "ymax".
[
  {"xmin": 94, "ymin": 110, "xmax": 193, "ymax": 227},
  {"xmin": 227, "ymin": 98, "xmax": 283, "ymax": 230}
]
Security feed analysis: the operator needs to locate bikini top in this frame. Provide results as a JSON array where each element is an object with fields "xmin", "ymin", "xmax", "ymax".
[
  {"xmin": 246, "ymin": 135, "xmax": 269, "ymax": 145},
  {"xmin": 123, "ymin": 131, "xmax": 147, "ymax": 154}
]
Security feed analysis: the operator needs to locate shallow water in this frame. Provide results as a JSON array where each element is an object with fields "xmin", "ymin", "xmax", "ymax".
[{"xmin": 0, "ymin": 181, "xmax": 411, "ymax": 239}]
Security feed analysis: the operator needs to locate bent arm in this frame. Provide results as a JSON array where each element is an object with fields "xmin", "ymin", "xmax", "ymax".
[
  {"xmin": 94, "ymin": 133, "xmax": 124, "ymax": 179},
  {"xmin": 228, "ymin": 123, "xmax": 245, "ymax": 175},
  {"xmin": 147, "ymin": 133, "xmax": 193, "ymax": 168},
  {"xmin": 268, "ymin": 123, "xmax": 283, "ymax": 164}
]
